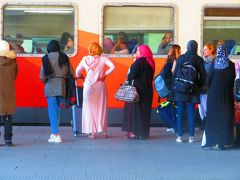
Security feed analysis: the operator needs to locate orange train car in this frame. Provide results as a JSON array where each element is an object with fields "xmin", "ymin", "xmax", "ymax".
[{"xmin": 0, "ymin": 0, "xmax": 239, "ymax": 124}]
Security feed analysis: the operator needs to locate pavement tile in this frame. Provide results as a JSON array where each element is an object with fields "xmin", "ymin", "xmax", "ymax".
[{"xmin": 0, "ymin": 126, "xmax": 240, "ymax": 179}]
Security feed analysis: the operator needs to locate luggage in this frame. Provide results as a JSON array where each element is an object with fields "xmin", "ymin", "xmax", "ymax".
[
  {"xmin": 234, "ymin": 124, "xmax": 240, "ymax": 147},
  {"xmin": 234, "ymin": 102, "xmax": 240, "ymax": 147},
  {"xmin": 71, "ymin": 77, "xmax": 83, "ymax": 136},
  {"xmin": 234, "ymin": 78, "xmax": 240, "ymax": 102},
  {"xmin": 156, "ymin": 101, "xmax": 177, "ymax": 130}
]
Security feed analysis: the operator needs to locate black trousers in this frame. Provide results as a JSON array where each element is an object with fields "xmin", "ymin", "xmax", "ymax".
[{"xmin": 0, "ymin": 115, "xmax": 13, "ymax": 141}]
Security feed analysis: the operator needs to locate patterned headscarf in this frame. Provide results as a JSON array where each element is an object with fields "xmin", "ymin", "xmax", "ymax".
[
  {"xmin": 137, "ymin": 44, "xmax": 155, "ymax": 72},
  {"xmin": 214, "ymin": 45, "xmax": 229, "ymax": 70}
]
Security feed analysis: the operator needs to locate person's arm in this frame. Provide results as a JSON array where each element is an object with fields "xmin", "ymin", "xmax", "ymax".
[
  {"xmin": 98, "ymin": 57, "xmax": 115, "ymax": 81},
  {"xmin": 104, "ymin": 58, "xmax": 115, "ymax": 76},
  {"xmin": 171, "ymin": 60, "xmax": 176, "ymax": 73},
  {"xmin": 127, "ymin": 59, "xmax": 141, "ymax": 83},
  {"xmin": 235, "ymin": 61, "xmax": 240, "ymax": 79},
  {"xmin": 14, "ymin": 59, "xmax": 18, "ymax": 80},
  {"xmin": 76, "ymin": 58, "xmax": 84, "ymax": 77},
  {"xmin": 173, "ymin": 56, "xmax": 182, "ymax": 77},
  {"xmin": 116, "ymin": 48, "xmax": 129, "ymax": 54},
  {"xmin": 206, "ymin": 63, "xmax": 214, "ymax": 87},
  {"xmin": 197, "ymin": 58, "xmax": 207, "ymax": 88},
  {"xmin": 110, "ymin": 41, "xmax": 120, "ymax": 54},
  {"xmin": 39, "ymin": 65, "xmax": 47, "ymax": 83},
  {"xmin": 69, "ymin": 63, "xmax": 74, "ymax": 75}
]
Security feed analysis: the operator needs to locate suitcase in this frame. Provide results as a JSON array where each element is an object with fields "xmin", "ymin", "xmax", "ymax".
[{"xmin": 71, "ymin": 77, "xmax": 83, "ymax": 136}]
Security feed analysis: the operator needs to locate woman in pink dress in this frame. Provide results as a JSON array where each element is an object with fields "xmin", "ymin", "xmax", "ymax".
[{"xmin": 76, "ymin": 42, "xmax": 115, "ymax": 139}]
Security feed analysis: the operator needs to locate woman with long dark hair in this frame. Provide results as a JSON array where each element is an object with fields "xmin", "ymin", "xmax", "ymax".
[{"xmin": 40, "ymin": 40, "xmax": 73, "ymax": 143}]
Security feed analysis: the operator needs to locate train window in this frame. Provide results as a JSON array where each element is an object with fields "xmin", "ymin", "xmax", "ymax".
[
  {"xmin": 103, "ymin": 6, "xmax": 175, "ymax": 55},
  {"xmin": 203, "ymin": 7, "xmax": 240, "ymax": 55},
  {"xmin": 3, "ymin": 5, "xmax": 75, "ymax": 55}
]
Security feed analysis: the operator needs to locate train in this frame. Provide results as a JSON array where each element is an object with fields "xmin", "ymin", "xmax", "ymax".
[{"xmin": 0, "ymin": 0, "xmax": 239, "ymax": 125}]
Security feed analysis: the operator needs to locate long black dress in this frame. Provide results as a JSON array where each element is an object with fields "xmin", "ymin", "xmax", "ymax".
[
  {"xmin": 206, "ymin": 61, "xmax": 235, "ymax": 147},
  {"xmin": 122, "ymin": 57, "xmax": 154, "ymax": 138}
]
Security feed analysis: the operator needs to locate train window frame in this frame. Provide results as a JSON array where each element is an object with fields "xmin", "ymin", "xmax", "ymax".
[
  {"xmin": 201, "ymin": 4, "xmax": 240, "ymax": 59},
  {"xmin": 1, "ymin": 3, "xmax": 78, "ymax": 57},
  {"xmin": 100, "ymin": 3, "xmax": 178, "ymax": 58}
]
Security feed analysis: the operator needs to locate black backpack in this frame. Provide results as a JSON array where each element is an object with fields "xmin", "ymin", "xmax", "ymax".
[{"xmin": 173, "ymin": 61, "xmax": 197, "ymax": 94}]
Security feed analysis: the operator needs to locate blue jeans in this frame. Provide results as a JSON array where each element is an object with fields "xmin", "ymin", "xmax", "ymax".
[
  {"xmin": 176, "ymin": 102, "xmax": 195, "ymax": 137},
  {"xmin": 47, "ymin": 96, "xmax": 63, "ymax": 134}
]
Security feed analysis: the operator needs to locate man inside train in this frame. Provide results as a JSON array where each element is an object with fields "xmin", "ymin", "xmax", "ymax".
[{"xmin": 157, "ymin": 31, "xmax": 173, "ymax": 55}]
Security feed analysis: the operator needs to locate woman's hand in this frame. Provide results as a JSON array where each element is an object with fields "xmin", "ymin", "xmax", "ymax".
[{"xmin": 98, "ymin": 75, "xmax": 106, "ymax": 82}]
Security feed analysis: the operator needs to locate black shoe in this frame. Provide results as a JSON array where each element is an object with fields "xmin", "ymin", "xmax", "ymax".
[
  {"xmin": 128, "ymin": 135, "xmax": 138, "ymax": 140},
  {"xmin": 138, "ymin": 136, "xmax": 148, "ymax": 140},
  {"xmin": 5, "ymin": 140, "xmax": 14, "ymax": 146}
]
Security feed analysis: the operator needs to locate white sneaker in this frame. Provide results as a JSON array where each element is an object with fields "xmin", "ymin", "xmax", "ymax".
[
  {"xmin": 166, "ymin": 128, "xmax": 175, "ymax": 133},
  {"xmin": 48, "ymin": 134, "xmax": 55, "ymax": 142},
  {"xmin": 176, "ymin": 136, "xmax": 182, "ymax": 143},
  {"xmin": 189, "ymin": 136, "xmax": 194, "ymax": 143},
  {"xmin": 48, "ymin": 134, "xmax": 63, "ymax": 143}
]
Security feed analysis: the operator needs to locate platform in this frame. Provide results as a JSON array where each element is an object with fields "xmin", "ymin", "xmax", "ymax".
[{"xmin": 0, "ymin": 126, "xmax": 239, "ymax": 180}]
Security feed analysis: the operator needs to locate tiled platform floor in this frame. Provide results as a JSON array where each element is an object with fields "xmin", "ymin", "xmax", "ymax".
[{"xmin": 0, "ymin": 126, "xmax": 239, "ymax": 180}]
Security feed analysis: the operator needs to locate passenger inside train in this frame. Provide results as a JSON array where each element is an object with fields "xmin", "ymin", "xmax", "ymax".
[
  {"xmin": 157, "ymin": 31, "xmax": 173, "ymax": 55},
  {"xmin": 64, "ymin": 35, "xmax": 74, "ymax": 54},
  {"xmin": 4, "ymin": 34, "xmax": 25, "ymax": 54},
  {"xmin": 103, "ymin": 37, "xmax": 114, "ymax": 54},
  {"xmin": 110, "ymin": 31, "xmax": 129, "ymax": 54},
  {"xmin": 59, "ymin": 32, "xmax": 72, "ymax": 52}
]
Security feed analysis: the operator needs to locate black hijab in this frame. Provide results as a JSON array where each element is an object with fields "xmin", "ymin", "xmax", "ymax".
[{"xmin": 42, "ymin": 40, "xmax": 69, "ymax": 76}]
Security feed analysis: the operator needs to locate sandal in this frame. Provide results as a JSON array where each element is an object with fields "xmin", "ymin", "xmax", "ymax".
[{"xmin": 88, "ymin": 133, "xmax": 95, "ymax": 139}]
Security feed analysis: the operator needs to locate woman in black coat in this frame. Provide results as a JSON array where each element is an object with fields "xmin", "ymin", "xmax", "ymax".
[
  {"xmin": 203, "ymin": 45, "xmax": 235, "ymax": 150},
  {"xmin": 122, "ymin": 44, "xmax": 155, "ymax": 139},
  {"xmin": 169, "ymin": 40, "xmax": 206, "ymax": 143}
]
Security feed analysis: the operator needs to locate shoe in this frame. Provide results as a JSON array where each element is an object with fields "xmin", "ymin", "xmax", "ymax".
[
  {"xmin": 166, "ymin": 128, "xmax": 175, "ymax": 133},
  {"xmin": 125, "ymin": 132, "xmax": 131, "ymax": 138},
  {"xmin": 213, "ymin": 144, "xmax": 226, "ymax": 151},
  {"xmin": 103, "ymin": 133, "xmax": 108, "ymax": 139},
  {"xmin": 5, "ymin": 139, "xmax": 14, "ymax": 146},
  {"xmin": 128, "ymin": 133, "xmax": 138, "ymax": 140},
  {"xmin": 88, "ymin": 133, "xmax": 96, "ymax": 139},
  {"xmin": 189, "ymin": 136, "xmax": 195, "ymax": 143},
  {"xmin": 176, "ymin": 136, "xmax": 182, "ymax": 143},
  {"xmin": 202, "ymin": 145, "xmax": 212, "ymax": 150},
  {"xmin": 48, "ymin": 134, "xmax": 54, "ymax": 142},
  {"xmin": 128, "ymin": 136, "xmax": 138, "ymax": 140},
  {"xmin": 138, "ymin": 136, "xmax": 148, "ymax": 140},
  {"xmin": 48, "ymin": 134, "xmax": 63, "ymax": 143}
]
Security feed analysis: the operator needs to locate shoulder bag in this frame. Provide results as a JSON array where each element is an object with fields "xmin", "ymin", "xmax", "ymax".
[{"xmin": 114, "ymin": 80, "xmax": 139, "ymax": 103}]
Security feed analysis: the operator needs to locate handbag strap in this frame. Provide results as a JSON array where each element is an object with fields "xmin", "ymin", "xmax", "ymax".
[
  {"xmin": 131, "ymin": 79, "xmax": 134, "ymax": 86},
  {"xmin": 125, "ymin": 79, "xmax": 134, "ymax": 86}
]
